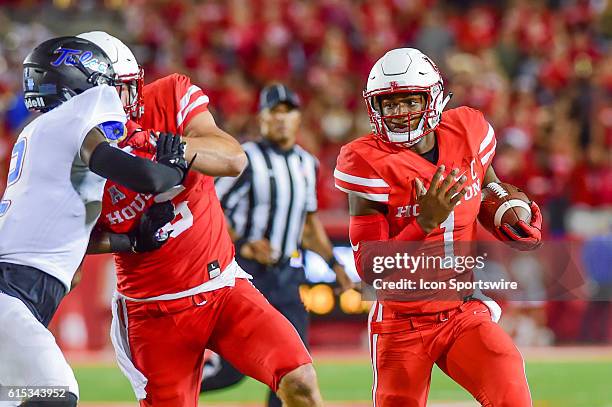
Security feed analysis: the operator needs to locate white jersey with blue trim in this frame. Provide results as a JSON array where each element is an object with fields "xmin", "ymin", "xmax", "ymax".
[{"xmin": 0, "ymin": 85, "xmax": 126, "ymax": 291}]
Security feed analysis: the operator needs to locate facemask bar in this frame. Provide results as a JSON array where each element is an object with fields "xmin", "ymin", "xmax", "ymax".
[
  {"xmin": 114, "ymin": 66, "xmax": 144, "ymax": 118},
  {"xmin": 364, "ymin": 84, "xmax": 452, "ymax": 146}
]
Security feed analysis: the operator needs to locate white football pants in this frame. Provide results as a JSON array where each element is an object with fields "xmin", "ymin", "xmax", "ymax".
[{"xmin": 0, "ymin": 293, "xmax": 78, "ymax": 406}]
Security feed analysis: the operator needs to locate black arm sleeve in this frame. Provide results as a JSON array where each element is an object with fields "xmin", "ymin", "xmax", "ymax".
[{"xmin": 88, "ymin": 142, "xmax": 182, "ymax": 194}]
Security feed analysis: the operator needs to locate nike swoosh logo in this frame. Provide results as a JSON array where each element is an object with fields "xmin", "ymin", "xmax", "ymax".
[
  {"xmin": 196, "ymin": 299, "xmax": 207, "ymax": 306},
  {"xmin": 350, "ymin": 239, "xmax": 360, "ymax": 251}
]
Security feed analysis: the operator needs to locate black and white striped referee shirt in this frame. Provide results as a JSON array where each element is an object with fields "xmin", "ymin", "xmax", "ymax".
[{"xmin": 215, "ymin": 139, "xmax": 319, "ymax": 262}]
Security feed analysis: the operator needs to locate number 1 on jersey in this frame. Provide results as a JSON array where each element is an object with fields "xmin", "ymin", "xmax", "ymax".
[{"xmin": 440, "ymin": 211, "xmax": 455, "ymax": 265}]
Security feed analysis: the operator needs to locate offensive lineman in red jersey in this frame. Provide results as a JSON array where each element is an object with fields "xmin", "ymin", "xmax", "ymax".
[
  {"xmin": 335, "ymin": 48, "xmax": 542, "ymax": 406},
  {"xmin": 81, "ymin": 32, "xmax": 322, "ymax": 407}
]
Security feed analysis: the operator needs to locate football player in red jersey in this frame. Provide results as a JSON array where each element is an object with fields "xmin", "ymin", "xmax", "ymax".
[
  {"xmin": 335, "ymin": 48, "xmax": 542, "ymax": 406},
  {"xmin": 81, "ymin": 32, "xmax": 322, "ymax": 407}
]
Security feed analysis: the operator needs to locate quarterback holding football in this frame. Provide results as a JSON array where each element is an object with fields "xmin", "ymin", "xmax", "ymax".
[{"xmin": 335, "ymin": 48, "xmax": 542, "ymax": 406}]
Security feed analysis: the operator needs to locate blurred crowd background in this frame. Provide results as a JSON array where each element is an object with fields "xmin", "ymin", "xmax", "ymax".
[{"xmin": 0, "ymin": 0, "xmax": 611, "ymax": 348}]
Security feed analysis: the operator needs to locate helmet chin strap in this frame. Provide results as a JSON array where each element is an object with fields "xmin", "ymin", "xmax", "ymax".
[
  {"xmin": 62, "ymin": 89, "xmax": 74, "ymax": 101},
  {"xmin": 385, "ymin": 113, "xmax": 426, "ymax": 146},
  {"xmin": 439, "ymin": 92, "xmax": 453, "ymax": 111}
]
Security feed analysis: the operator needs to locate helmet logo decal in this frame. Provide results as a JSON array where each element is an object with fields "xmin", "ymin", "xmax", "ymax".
[
  {"xmin": 51, "ymin": 47, "xmax": 109, "ymax": 74},
  {"xmin": 50, "ymin": 47, "xmax": 82, "ymax": 66}
]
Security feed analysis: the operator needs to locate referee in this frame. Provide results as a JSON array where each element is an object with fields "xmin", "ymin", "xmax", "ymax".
[{"xmin": 207, "ymin": 84, "xmax": 354, "ymax": 406}]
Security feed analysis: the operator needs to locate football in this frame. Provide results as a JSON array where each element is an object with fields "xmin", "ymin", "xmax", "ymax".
[{"xmin": 478, "ymin": 182, "xmax": 532, "ymax": 237}]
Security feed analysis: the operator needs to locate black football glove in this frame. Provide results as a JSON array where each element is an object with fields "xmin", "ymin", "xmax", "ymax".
[
  {"xmin": 128, "ymin": 201, "xmax": 175, "ymax": 253},
  {"xmin": 155, "ymin": 132, "xmax": 189, "ymax": 182}
]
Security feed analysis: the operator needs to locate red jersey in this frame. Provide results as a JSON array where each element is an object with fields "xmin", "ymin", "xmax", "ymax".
[
  {"xmin": 335, "ymin": 106, "xmax": 496, "ymax": 313},
  {"xmin": 97, "ymin": 74, "xmax": 235, "ymax": 298}
]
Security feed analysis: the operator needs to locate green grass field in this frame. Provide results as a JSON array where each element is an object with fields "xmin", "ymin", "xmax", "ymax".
[{"xmin": 74, "ymin": 355, "xmax": 612, "ymax": 406}]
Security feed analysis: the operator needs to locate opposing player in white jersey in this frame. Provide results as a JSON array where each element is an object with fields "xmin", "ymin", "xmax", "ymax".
[{"xmin": 0, "ymin": 37, "xmax": 189, "ymax": 406}]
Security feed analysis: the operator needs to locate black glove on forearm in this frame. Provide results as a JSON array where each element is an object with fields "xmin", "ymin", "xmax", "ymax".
[
  {"xmin": 155, "ymin": 132, "xmax": 189, "ymax": 182},
  {"xmin": 128, "ymin": 201, "xmax": 176, "ymax": 253}
]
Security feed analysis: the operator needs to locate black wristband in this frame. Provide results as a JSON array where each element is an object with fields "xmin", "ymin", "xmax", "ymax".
[
  {"xmin": 327, "ymin": 255, "xmax": 340, "ymax": 269},
  {"xmin": 109, "ymin": 233, "xmax": 133, "ymax": 253}
]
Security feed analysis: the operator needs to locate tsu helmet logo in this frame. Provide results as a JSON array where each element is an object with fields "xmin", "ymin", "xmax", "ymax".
[{"xmin": 51, "ymin": 47, "xmax": 109, "ymax": 74}]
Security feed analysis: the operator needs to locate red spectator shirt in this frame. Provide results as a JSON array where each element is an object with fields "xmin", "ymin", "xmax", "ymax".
[
  {"xmin": 97, "ymin": 74, "xmax": 235, "ymax": 299},
  {"xmin": 335, "ymin": 107, "xmax": 496, "ymax": 313}
]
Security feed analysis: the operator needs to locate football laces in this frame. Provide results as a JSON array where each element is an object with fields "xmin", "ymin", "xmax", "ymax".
[{"xmin": 486, "ymin": 182, "xmax": 508, "ymax": 199}]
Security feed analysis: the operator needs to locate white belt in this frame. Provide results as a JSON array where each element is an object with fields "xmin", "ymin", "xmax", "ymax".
[{"xmin": 116, "ymin": 259, "xmax": 251, "ymax": 302}]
